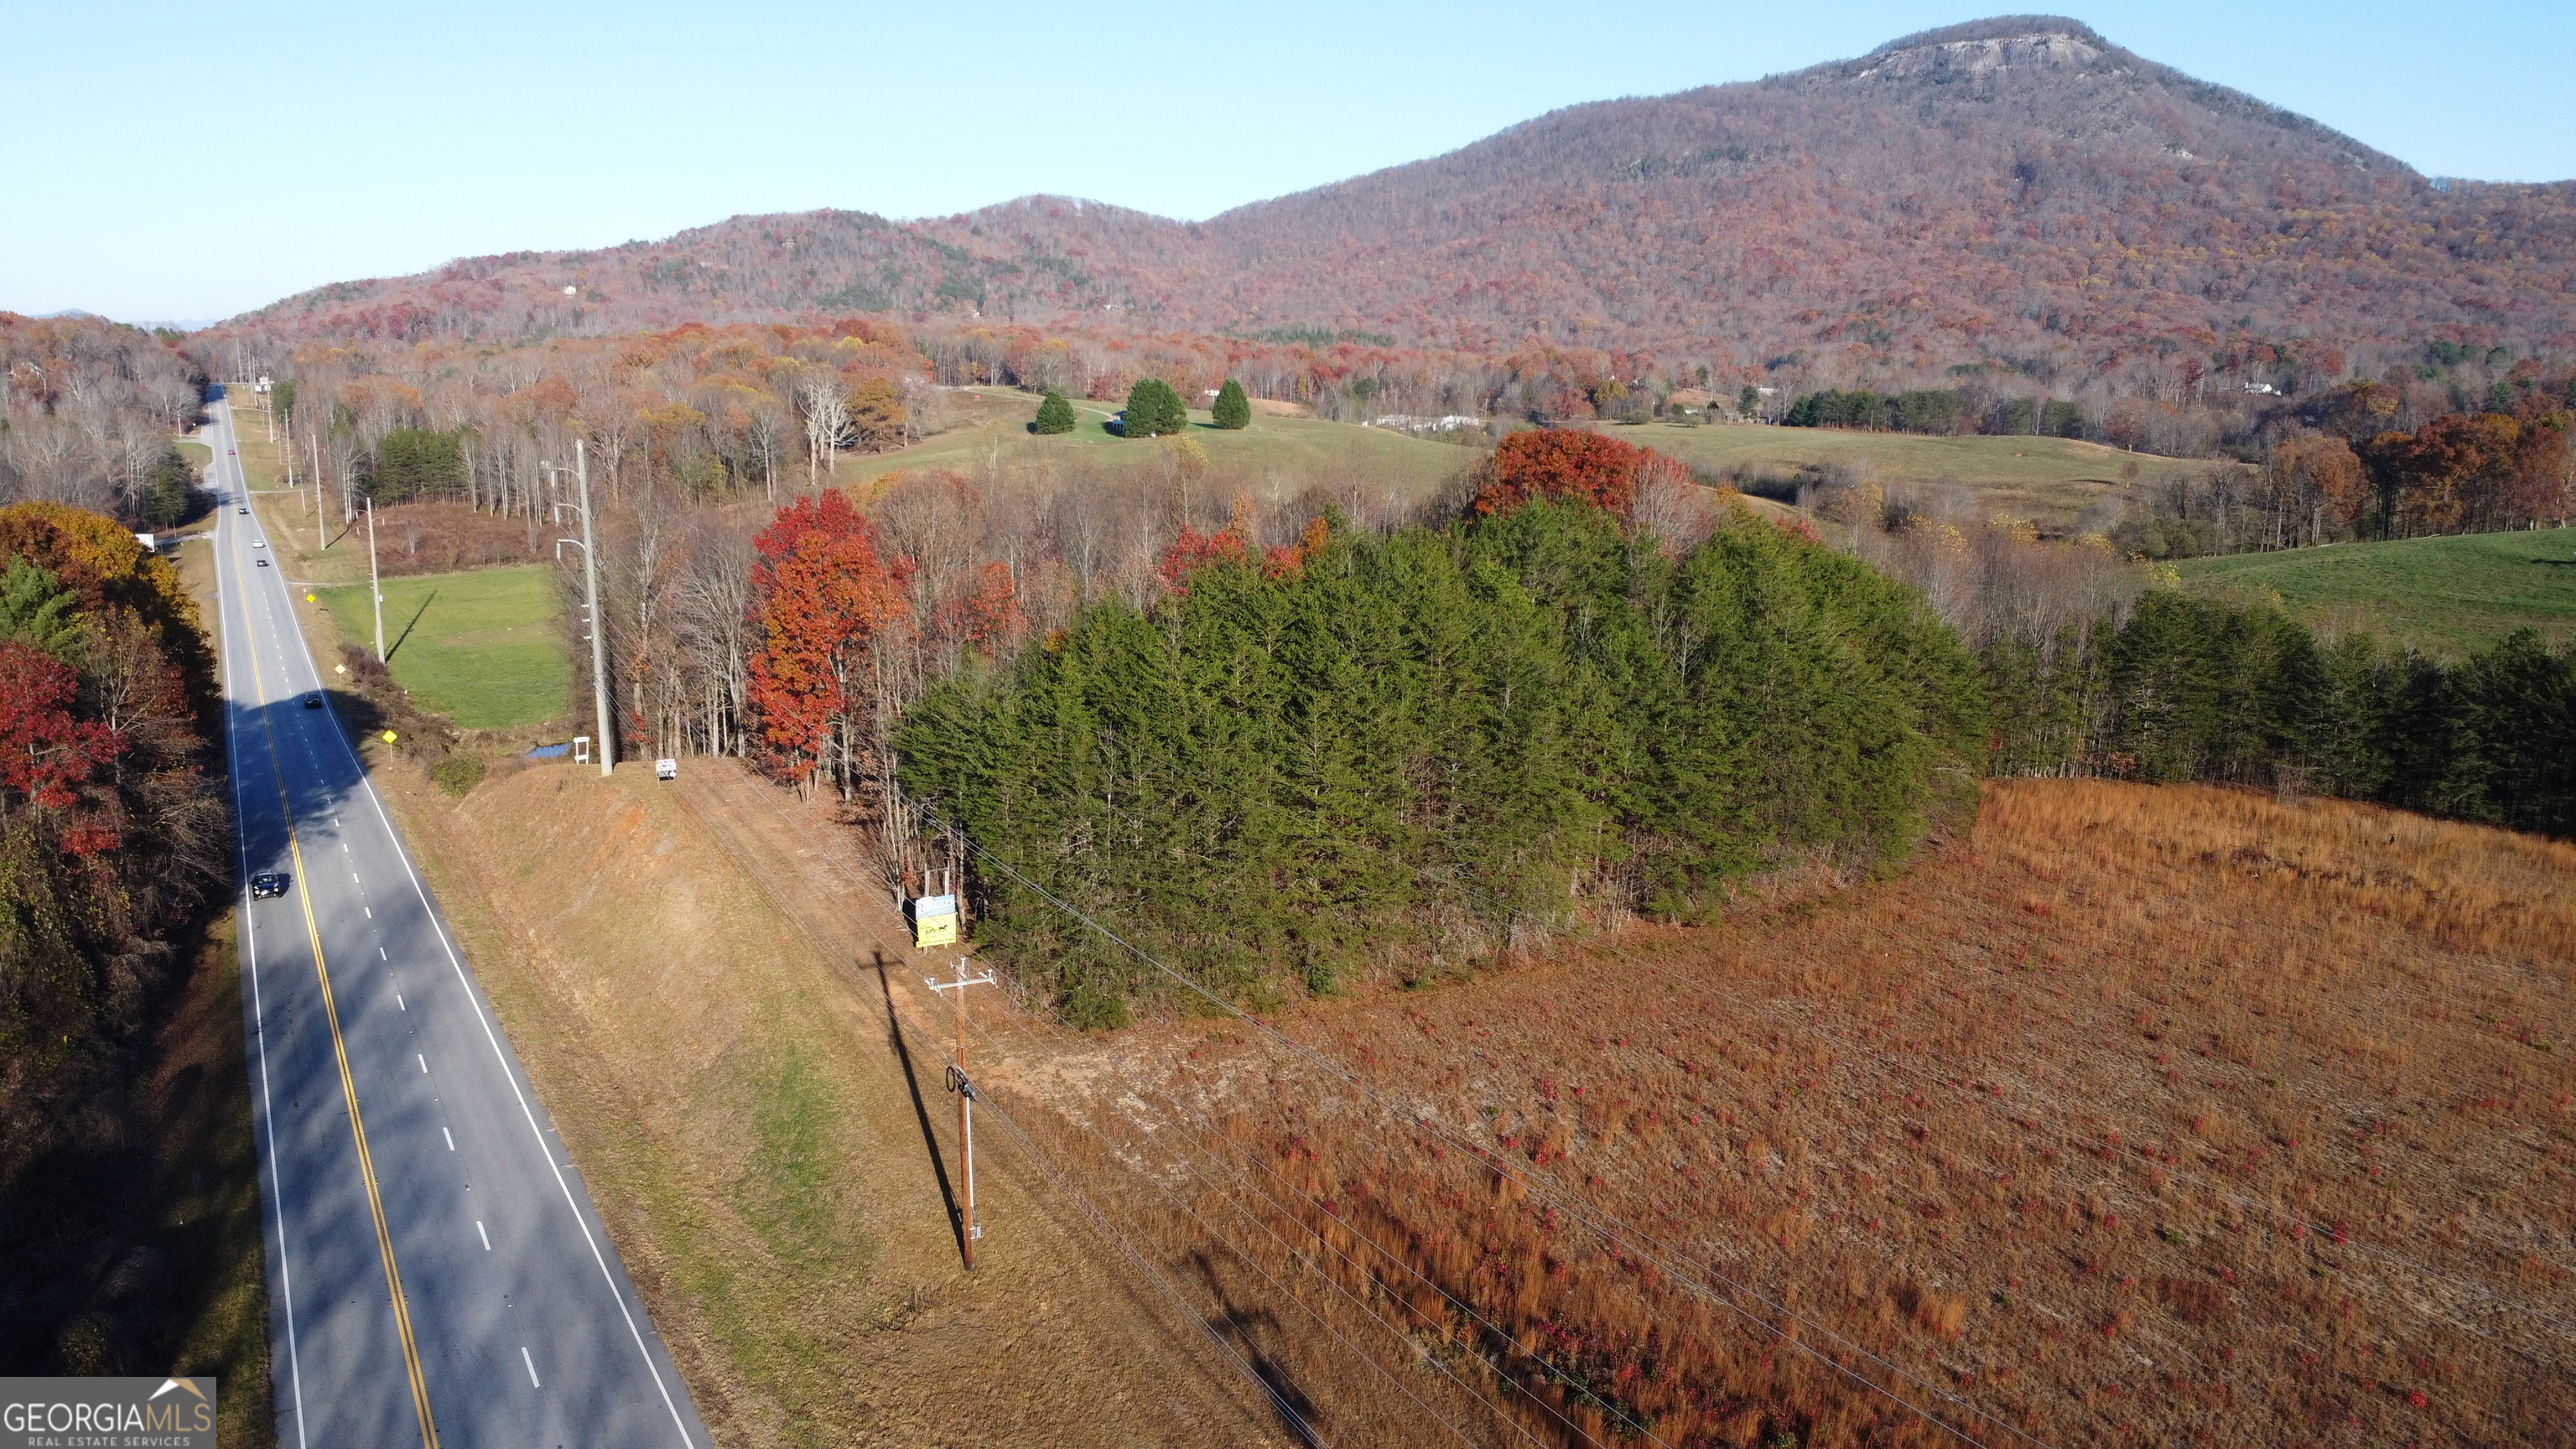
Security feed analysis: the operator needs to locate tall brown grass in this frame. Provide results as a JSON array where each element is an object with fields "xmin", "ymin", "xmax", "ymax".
[{"xmin": 974, "ymin": 781, "xmax": 2576, "ymax": 1446}]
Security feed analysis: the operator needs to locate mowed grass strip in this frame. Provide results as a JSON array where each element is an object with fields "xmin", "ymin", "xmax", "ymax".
[
  {"xmin": 2176, "ymin": 526, "xmax": 2576, "ymax": 656},
  {"xmin": 317, "ymin": 564, "xmax": 570, "ymax": 730}
]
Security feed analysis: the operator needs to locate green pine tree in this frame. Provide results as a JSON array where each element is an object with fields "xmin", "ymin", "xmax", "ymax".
[
  {"xmin": 1031, "ymin": 390, "xmax": 1078, "ymax": 434},
  {"xmin": 1211, "ymin": 378, "xmax": 1252, "ymax": 430},
  {"xmin": 138, "ymin": 449, "xmax": 195, "ymax": 529},
  {"xmin": 0, "ymin": 557, "xmax": 86, "ymax": 662},
  {"xmin": 1123, "ymin": 378, "xmax": 1187, "ymax": 438},
  {"xmin": 1737, "ymin": 384, "xmax": 1761, "ymax": 420}
]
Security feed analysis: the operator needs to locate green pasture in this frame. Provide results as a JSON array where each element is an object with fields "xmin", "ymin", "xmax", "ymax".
[
  {"xmin": 837, "ymin": 387, "xmax": 1477, "ymax": 499},
  {"xmin": 316, "ymin": 564, "xmax": 571, "ymax": 730},
  {"xmin": 1606, "ymin": 423, "xmax": 2222, "ymax": 533},
  {"xmin": 2175, "ymin": 527, "xmax": 2576, "ymax": 657}
]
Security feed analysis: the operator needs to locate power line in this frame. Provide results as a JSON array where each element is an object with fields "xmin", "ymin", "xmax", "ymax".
[
  {"xmin": 922, "ymin": 810, "xmax": 2038, "ymax": 1449},
  {"xmin": 756, "ymin": 785, "xmax": 1610, "ymax": 1448},
  {"xmin": 681, "ymin": 778, "xmax": 1325, "ymax": 1445}
]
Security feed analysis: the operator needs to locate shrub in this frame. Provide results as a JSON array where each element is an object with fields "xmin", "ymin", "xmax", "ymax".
[{"xmin": 430, "ymin": 750, "xmax": 486, "ymax": 797}]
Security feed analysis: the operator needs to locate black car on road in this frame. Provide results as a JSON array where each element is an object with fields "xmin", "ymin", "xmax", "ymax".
[{"xmin": 249, "ymin": 871, "xmax": 289, "ymax": 900}]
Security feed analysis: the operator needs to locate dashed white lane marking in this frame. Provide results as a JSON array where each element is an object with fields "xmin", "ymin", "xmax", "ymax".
[
  {"xmin": 443, "ymin": 1128, "xmax": 455, "ymax": 1151},
  {"xmin": 364, "ymin": 907, "xmax": 371, "ymax": 919},
  {"xmin": 476, "ymin": 1221, "xmax": 490, "ymax": 1251},
  {"xmin": 396, "ymin": 994, "xmax": 405, "ymax": 1011},
  {"xmin": 522, "ymin": 1346, "xmax": 540, "ymax": 1389},
  {"xmin": 380, "ymin": 947, "xmax": 387, "ymax": 960},
  {"xmin": 417, "ymin": 1054, "xmax": 428, "ymax": 1074}
]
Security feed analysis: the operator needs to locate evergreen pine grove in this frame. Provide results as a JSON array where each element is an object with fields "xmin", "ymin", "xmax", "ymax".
[
  {"xmin": 896, "ymin": 499, "xmax": 2576, "ymax": 1028},
  {"xmin": 1212, "ymin": 378, "xmax": 1252, "ymax": 430},
  {"xmin": 898, "ymin": 501, "xmax": 1984, "ymax": 1025},
  {"xmin": 1031, "ymin": 390, "xmax": 1078, "ymax": 434}
]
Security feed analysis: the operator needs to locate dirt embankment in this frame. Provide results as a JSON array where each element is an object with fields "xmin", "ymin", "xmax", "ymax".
[{"xmin": 367, "ymin": 750, "xmax": 1285, "ymax": 1447}]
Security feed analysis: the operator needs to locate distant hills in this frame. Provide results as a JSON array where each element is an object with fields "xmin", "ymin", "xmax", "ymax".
[{"xmin": 221, "ymin": 17, "xmax": 2576, "ymax": 378}]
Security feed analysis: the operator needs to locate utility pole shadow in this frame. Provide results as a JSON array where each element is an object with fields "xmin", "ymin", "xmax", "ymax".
[
  {"xmin": 1187, "ymin": 1249, "xmax": 1323, "ymax": 1448},
  {"xmin": 875, "ymin": 948, "xmax": 968, "ymax": 1267},
  {"xmin": 386, "ymin": 588, "xmax": 436, "ymax": 662}
]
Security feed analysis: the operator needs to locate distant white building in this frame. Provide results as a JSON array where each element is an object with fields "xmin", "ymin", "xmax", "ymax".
[
  {"xmin": 2242, "ymin": 382, "xmax": 2278, "ymax": 396},
  {"xmin": 1365, "ymin": 414, "xmax": 1485, "ymax": 434}
]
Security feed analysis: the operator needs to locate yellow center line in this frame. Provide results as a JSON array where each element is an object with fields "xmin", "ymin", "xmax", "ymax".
[{"xmin": 229, "ymin": 459, "xmax": 441, "ymax": 1449}]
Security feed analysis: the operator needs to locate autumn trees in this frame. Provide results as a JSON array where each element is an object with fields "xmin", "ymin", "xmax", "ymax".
[
  {"xmin": 2361, "ymin": 410, "xmax": 2570, "ymax": 537},
  {"xmin": 0, "ymin": 501, "xmax": 221, "ymax": 1185},
  {"xmin": 746, "ymin": 488, "xmax": 911, "ymax": 790},
  {"xmin": 1, "ymin": 314, "xmax": 204, "ymax": 524}
]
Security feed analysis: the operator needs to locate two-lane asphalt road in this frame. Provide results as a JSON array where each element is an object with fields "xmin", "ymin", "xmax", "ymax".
[{"xmin": 207, "ymin": 396, "xmax": 709, "ymax": 1448}]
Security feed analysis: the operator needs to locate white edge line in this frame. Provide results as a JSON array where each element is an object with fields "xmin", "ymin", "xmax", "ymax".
[
  {"xmin": 252, "ymin": 448, "xmax": 698, "ymax": 1449},
  {"xmin": 216, "ymin": 402, "xmax": 309, "ymax": 1449}
]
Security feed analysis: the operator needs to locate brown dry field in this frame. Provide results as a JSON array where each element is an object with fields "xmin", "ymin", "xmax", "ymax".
[
  {"xmin": 360, "ymin": 749, "xmax": 1291, "ymax": 1448},
  {"xmin": 1014, "ymin": 779, "xmax": 2576, "ymax": 1448}
]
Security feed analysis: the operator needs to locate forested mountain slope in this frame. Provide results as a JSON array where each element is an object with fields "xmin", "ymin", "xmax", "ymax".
[{"xmin": 223, "ymin": 16, "xmax": 2575, "ymax": 382}]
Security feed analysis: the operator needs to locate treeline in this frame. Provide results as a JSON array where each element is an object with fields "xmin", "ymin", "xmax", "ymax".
[
  {"xmin": 2114, "ymin": 378, "xmax": 2573, "ymax": 558},
  {"xmin": 1784, "ymin": 386, "xmax": 2088, "ymax": 438},
  {"xmin": 1983, "ymin": 593, "xmax": 2574, "ymax": 835},
  {"xmin": 896, "ymin": 437, "xmax": 1981, "ymax": 1023},
  {"xmin": 2, "ymin": 314, "xmax": 205, "ymax": 526},
  {"xmin": 0, "ymin": 502, "xmax": 224, "ymax": 1183}
]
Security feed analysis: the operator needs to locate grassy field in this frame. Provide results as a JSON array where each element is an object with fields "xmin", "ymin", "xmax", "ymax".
[
  {"xmin": 836, "ymin": 386, "xmax": 1477, "ymax": 501},
  {"xmin": 354, "ymin": 753, "xmax": 1287, "ymax": 1446},
  {"xmin": 2176, "ymin": 526, "xmax": 2576, "ymax": 656},
  {"xmin": 314, "ymin": 565, "xmax": 570, "ymax": 731},
  {"xmin": 1604, "ymin": 422, "xmax": 2219, "ymax": 532}
]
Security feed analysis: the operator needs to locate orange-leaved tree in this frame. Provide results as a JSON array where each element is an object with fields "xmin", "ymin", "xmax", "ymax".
[
  {"xmin": 1469, "ymin": 428, "xmax": 1667, "ymax": 520},
  {"xmin": 747, "ymin": 489, "xmax": 911, "ymax": 788}
]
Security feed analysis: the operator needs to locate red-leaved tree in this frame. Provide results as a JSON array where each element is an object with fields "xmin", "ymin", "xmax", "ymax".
[
  {"xmin": 746, "ymin": 490, "xmax": 912, "ymax": 788},
  {"xmin": 1470, "ymin": 428, "xmax": 1667, "ymax": 520},
  {"xmin": 0, "ymin": 641, "xmax": 127, "ymax": 855},
  {"xmin": 1157, "ymin": 524, "xmax": 1251, "ymax": 595}
]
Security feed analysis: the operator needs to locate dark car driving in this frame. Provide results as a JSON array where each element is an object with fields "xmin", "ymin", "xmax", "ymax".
[
  {"xmin": 304, "ymin": 693, "xmax": 325, "ymax": 709},
  {"xmin": 249, "ymin": 871, "xmax": 289, "ymax": 900}
]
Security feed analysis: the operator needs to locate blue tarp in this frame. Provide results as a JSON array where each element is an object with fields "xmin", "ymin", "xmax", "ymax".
[{"xmin": 526, "ymin": 742, "xmax": 573, "ymax": 760}]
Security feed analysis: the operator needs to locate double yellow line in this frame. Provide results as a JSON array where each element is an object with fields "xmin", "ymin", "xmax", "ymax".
[{"xmin": 229, "ymin": 483, "xmax": 441, "ymax": 1449}]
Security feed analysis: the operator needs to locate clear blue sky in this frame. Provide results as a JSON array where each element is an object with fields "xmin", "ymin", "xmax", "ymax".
[{"xmin": 8, "ymin": 0, "xmax": 2568, "ymax": 325}]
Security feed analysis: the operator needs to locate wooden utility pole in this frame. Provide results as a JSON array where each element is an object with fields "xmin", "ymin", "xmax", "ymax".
[
  {"xmin": 926, "ymin": 957, "xmax": 998, "ymax": 1268},
  {"xmin": 367, "ymin": 502, "xmax": 385, "ymax": 662}
]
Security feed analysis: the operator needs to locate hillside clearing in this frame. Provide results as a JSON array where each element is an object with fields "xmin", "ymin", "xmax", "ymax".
[
  {"xmin": 2176, "ymin": 526, "xmax": 2576, "ymax": 656},
  {"xmin": 835, "ymin": 386, "xmax": 1476, "ymax": 502},
  {"xmin": 313, "ymin": 565, "xmax": 569, "ymax": 731},
  {"xmin": 1606, "ymin": 423, "xmax": 2220, "ymax": 533}
]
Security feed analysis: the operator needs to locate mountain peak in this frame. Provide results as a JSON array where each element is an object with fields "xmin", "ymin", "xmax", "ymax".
[{"xmin": 1852, "ymin": 17, "xmax": 2110, "ymax": 80}]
